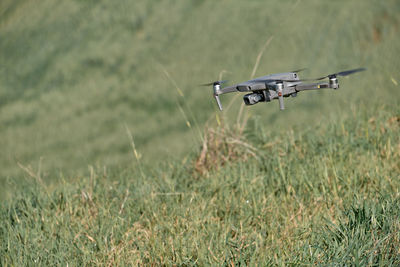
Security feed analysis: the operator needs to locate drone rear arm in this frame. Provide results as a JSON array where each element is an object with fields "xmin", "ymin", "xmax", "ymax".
[{"xmin": 295, "ymin": 82, "xmax": 331, "ymax": 92}]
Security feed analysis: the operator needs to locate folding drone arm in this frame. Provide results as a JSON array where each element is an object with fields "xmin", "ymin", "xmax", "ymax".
[
  {"xmin": 266, "ymin": 81, "xmax": 334, "ymax": 110},
  {"xmin": 295, "ymin": 81, "xmax": 333, "ymax": 92},
  {"xmin": 213, "ymin": 84, "xmax": 239, "ymax": 111},
  {"xmin": 218, "ymin": 85, "xmax": 239, "ymax": 95}
]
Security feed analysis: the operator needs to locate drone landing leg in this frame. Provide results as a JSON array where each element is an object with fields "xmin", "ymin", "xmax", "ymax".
[
  {"xmin": 214, "ymin": 94, "xmax": 223, "ymax": 111},
  {"xmin": 276, "ymin": 83, "xmax": 284, "ymax": 110}
]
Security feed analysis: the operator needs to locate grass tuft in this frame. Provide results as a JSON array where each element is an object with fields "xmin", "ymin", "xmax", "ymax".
[{"xmin": 194, "ymin": 123, "xmax": 257, "ymax": 176}]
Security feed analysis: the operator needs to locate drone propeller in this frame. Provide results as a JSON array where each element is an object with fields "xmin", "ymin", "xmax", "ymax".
[
  {"xmin": 291, "ymin": 68, "xmax": 307, "ymax": 73},
  {"xmin": 200, "ymin": 80, "xmax": 228, "ymax": 111},
  {"xmin": 200, "ymin": 80, "xmax": 228, "ymax": 87},
  {"xmin": 274, "ymin": 67, "xmax": 366, "ymax": 82},
  {"xmin": 314, "ymin": 68, "xmax": 366, "ymax": 80}
]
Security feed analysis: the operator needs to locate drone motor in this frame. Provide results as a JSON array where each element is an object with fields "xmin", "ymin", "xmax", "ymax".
[{"xmin": 329, "ymin": 76, "xmax": 339, "ymax": 89}]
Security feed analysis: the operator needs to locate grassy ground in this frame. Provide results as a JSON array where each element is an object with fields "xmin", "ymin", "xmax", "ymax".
[
  {"xmin": 1, "ymin": 0, "xmax": 399, "ymax": 184},
  {"xmin": 1, "ymin": 0, "xmax": 400, "ymax": 264},
  {"xmin": 1, "ymin": 105, "xmax": 399, "ymax": 265}
]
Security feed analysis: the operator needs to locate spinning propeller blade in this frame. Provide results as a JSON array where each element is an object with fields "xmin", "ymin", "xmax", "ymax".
[
  {"xmin": 314, "ymin": 68, "xmax": 367, "ymax": 80},
  {"xmin": 199, "ymin": 80, "xmax": 228, "ymax": 86},
  {"xmin": 291, "ymin": 68, "xmax": 307, "ymax": 73},
  {"xmin": 278, "ymin": 67, "xmax": 367, "ymax": 82}
]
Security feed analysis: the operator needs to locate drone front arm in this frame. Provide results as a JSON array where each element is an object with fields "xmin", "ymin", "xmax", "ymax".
[
  {"xmin": 213, "ymin": 84, "xmax": 239, "ymax": 111},
  {"xmin": 218, "ymin": 85, "xmax": 239, "ymax": 95}
]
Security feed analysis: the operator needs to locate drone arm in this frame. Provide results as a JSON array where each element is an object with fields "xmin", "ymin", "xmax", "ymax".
[
  {"xmin": 218, "ymin": 85, "xmax": 239, "ymax": 95},
  {"xmin": 212, "ymin": 85, "xmax": 239, "ymax": 111},
  {"xmin": 295, "ymin": 82, "xmax": 330, "ymax": 92}
]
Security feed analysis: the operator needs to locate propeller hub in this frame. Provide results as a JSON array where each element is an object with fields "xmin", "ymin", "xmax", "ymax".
[{"xmin": 329, "ymin": 76, "xmax": 339, "ymax": 89}]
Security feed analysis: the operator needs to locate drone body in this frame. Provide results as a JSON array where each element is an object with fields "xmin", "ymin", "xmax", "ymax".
[{"xmin": 203, "ymin": 68, "xmax": 365, "ymax": 110}]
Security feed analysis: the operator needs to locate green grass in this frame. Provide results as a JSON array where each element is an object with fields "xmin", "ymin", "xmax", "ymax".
[
  {"xmin": 1, "ymin": 0, "xmax": 400, "ymax": 264},
  {"xmin": 1, "ymin": 0, "xmax": 399, "ymax": 183},
  {"xmin": 1, "ymin": 105, "xmax": 399, "ymax": 265}
]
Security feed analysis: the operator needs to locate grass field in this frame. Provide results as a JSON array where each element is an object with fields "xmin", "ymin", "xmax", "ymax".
[
  {"xmin": 1, "ymin": 106, "xmax": 399, "ymax": 265},
  {"xmin": 1, "ymin": 0, "xmax": 400, "ymax": 264}
]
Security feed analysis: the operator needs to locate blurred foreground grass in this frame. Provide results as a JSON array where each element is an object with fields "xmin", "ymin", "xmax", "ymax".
[{"xmin": 1, "ymin": 105, "xmax": 399, "ymax": 265}]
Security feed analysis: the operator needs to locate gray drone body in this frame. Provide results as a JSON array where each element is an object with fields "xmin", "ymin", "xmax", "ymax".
[{"xmin": 204, "ymin": 68, "xmax": 365, "ymax": 110}]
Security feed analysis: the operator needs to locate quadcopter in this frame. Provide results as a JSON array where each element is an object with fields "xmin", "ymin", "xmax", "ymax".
[{"xmin": 201, "ymin": 68, "xmax": 366, "ymax": 110}]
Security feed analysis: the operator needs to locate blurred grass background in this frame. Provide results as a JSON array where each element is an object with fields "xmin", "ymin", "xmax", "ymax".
[{"xmin": 1, "ymin": 0, "xmax": 399, "ymax": 185}]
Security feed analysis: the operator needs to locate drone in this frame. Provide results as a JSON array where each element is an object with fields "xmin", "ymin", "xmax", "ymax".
[{"xmin": 201, "ymin": 68, "xmax": 366, "ymax": 110}]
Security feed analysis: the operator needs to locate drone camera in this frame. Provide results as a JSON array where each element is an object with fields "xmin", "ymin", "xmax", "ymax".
[{"xmin": 243, "ymin": 93, "xmax": 263, "ymax": 105}]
